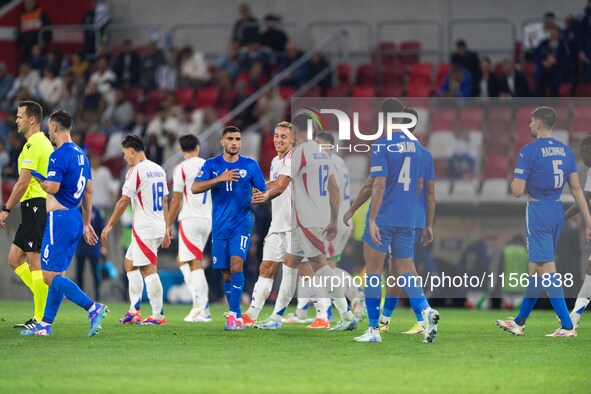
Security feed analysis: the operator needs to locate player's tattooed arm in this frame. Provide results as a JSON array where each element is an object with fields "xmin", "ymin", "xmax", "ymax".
[
  {"xmin": 343, "ymin": 176, "xmax": 373, "ymax": 226},
  {"xmin": 510, "ymin": 178, "xmax": 526, "ymax": 198},
  {"xmin": 192, "ymin": 169, "xmax": 239, "ymax": 194}
]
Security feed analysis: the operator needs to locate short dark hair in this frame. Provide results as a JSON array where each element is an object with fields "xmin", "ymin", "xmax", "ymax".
[
  {"xmin": 121, "ymin": 134, "xmax": 145, "ymax": 152},
  {"xmin": 403, "ymin": 107, "xmax": 418, "ymax": 133},
  {"xmin": 531, "ymin": 106, "xmax": 557, "ymax": 129},
  {"xmin": 380, "ymin": 97, "xmax": 405, "ymax": 114},
  {"xmin": 315, "ymin": 132, "xmax": 335, "ymax": 145},
  {"xmin": 49, "ymin": 110, "xmax": 72, "ymax": 131},
  {"xmin": 222, "ymin": 125, "xmax": 241, "ymax": 136},
  {"xmin": 18, "ymin": 101, "xmax": 43, "ymax": 123},
  {"xmin": 581, "ymin": 135, "xmax": 591, "ymax": 148},
  {"xmin": 179, "ymin": 134, "xmax": 200, "ymax": 152},
  {"xmin": 292, "ymin": 113, "xmax": 312, "ymax": 133},
  {"xmin": 456, "ymin": 39, "xmax": 467, "ymax": 48}
]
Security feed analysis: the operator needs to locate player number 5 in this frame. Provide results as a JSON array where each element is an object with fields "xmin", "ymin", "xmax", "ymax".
[{"xmin": 552, "ymin": 160, "xmax": 563, "ymax": 189}]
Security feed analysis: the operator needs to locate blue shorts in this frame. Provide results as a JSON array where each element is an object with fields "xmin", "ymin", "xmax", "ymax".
[
  {"xmin": 362, "ymin": 225, "xmax": 415, "ymax": 258},
  {"xmin": 526, "ymin": 200, "xmax": 563, "ymax": 263},
  {"xmin": 41, "ymin": 209, "xmax": 83, "ymax": 272},
  {"xmin": 413, "ymin": 228, "xmax": 423, "ymax": 261},
  {"xmin": 211, "ymin": 231, "xmax": 251, "ymax": 269}
]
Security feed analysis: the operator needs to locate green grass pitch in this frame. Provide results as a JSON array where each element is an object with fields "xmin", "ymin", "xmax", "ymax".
[{"xmin": 0, "ymin": 300, "xmax": 589, "ymax": 393}]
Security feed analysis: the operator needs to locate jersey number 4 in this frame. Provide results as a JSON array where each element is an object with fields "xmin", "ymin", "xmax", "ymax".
[{"xmin": 398, "ymin": 157, "xmax": 411, "ymax": 191}]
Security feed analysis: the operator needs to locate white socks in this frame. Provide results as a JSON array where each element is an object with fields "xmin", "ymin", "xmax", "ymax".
[
  {"xmin": 127, "ymin": 270, "xmax": 144, "ymax": 312},
  {"xmin": 573, "ymin": 274, "xmax": 591, "ymax": 315},
  {"xmin": 145, "ymin": 273, "xmax": 164, "ymax": 320},
  {"xmin": 179, "ymin": 264, "xmax": 197, "ymax": 308},
  {"xmin": 271, "ymin": 265, "xmax": 298, "ymax": 320},
  {"xmin": 247, "ymin": 277, "xmax": 274, "ymax": 320},
  {"xmin": 190, "ymin": 268, "xmax": 209, "ymax": 314}
]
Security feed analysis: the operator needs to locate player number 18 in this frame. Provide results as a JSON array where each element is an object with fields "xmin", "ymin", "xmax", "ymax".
[{"xmin": 152, "ymin": 182, "xmax": 164, "ymax": 211}]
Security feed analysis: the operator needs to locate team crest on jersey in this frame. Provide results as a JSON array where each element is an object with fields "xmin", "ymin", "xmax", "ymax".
[
  {"xmin": 197, "ymin": 170, "xmax": 203, "ymax": 177},
  {"xmin": 239, "ymin": 169, "xmax": 247, "ymax": 178}
]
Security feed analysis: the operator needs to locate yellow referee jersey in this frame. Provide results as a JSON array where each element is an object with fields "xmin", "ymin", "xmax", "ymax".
[{"xmin": 17, "ymin": 131, "xmax": 54, "ymax": 202}]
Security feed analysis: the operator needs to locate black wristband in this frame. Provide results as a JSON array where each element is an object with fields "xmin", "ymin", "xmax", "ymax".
[{"xmin": 2, "ymin": 205, "xmax": 10, "ymax": 213}]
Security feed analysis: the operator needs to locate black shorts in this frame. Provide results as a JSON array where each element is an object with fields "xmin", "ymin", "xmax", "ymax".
[{"xmin": 13, "ymin": 197, "xmax": 46, "ymax": 253}]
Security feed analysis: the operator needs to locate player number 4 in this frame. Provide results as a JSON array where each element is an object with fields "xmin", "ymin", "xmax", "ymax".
[
  {"xmin": 552, "ymin": 160, "xmax": 563, "ymax": 189},
  {"xmin": 398, "ymin": 157, "xmax": 411, "ymax": 192}
]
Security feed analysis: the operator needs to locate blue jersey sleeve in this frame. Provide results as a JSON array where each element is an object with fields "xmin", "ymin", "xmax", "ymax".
[
  {"xmin": 46, "ymin": 151, "xmax": 66, "ymax": 183},
  {"xmin": 250, "ymin": 160, "xmax": 267, "ymax": 191},
  {"xmin": 425, "ymin": 151, "xmax": 435, "ymax": 181},
  {"xmin": 195, "ymin": 158, "xmax": 212, "ymax": 181},
  {"xmin": 370, "ymin": 146, "xmax": 388, "ymax": 178},
  {"xmin": 513, "ymin": 147, "xmax": 530, "ymax": 180}
]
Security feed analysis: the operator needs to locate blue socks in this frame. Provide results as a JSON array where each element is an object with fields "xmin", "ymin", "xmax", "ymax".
[
  {"xmin": 515, "ymin": 275, "xmax": 543, "ymax": 326},
  {"xmin": 42, "ymin": 286, "xmax": 65, "ymax": 324},
  {"xmin": 51, "ymin": 274, "xmax": 94, "ymax": 311},
  {"xmin": 545, "ymin": 273, "xmax": 573, "ymax": 330},
  {"xmin": 365, "ymin": 274, "xmax": 382, "ymax": 328},
  {"xmin": 229, "ymin": 272, "xmax": 245, "ymax": 318},
  {"xmin": 382, "ymin": 296, "xmax": 399, "ymax": 318},
  {"xmin": 401, "ymin": 272, "xmax": 429, "ymax": 318}
]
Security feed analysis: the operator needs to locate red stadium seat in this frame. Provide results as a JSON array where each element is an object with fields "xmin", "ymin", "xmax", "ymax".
[
  {"xmin": 124, "ymin": 87, "xmax": 145, "ymax": 108},
  {"xmin": 195, "ymin": 86, "xmax": 220, "ymax": 108},
  {"xmin": 485, "ymin": 133, "xmax": 511, "ymax": 155},
  {"xmin": 355, "ymin": 63, "xmax": 378, "ymax": 86},
  {"xmin": 375, "ymin": 41, "xmax": 397, "ymax": 64},
  {"xmin": 217, "ymin": 88, "xmax": 236, "ymax": 112},
  {"xmin": 459, "ymin": 107, "xmax": 484, "ymax": 130},
  {"xmin": 326, "ymin": 85, "xmax": 350, "ymax": 97},
  {"xmin": 559, "ymin": 83, "xmax": 572, "ymax": 97},
  {"xmin": 435, "ymin": 63, "xmax": 451, "ymax": 88},
  {"xmin": 85, "ymin": 132, "xmax": 108, "ymax": 156},
  {"xmin": 380, "ymin": 85, "xmax": 404, "ymax": 98},
  {"xmin": 2, "ymin": 180, "xmax": 15, "ymax": 202},
  {"xmin": 351, "ymin": 86, "xmax": 376, "ymax": 97},
  {"xmin": 337, "ymin": 63, "xmax": 351, "ymax": 85},
  {"xmin": 430, "ymin": 108, "xmax": 457, "ymax": 131},
  {"xmin": 406, "ymin": 84, "xmax": 431, "ymax": 98},
  {"xmin": 575, "ymin": 84, "xmax": 591, "ymax": 97},
  {"xmin": 408, "ymin": 63, "xmax": 432, "ymax": 86},
  {"xmin": 278, "ymin": 86, "xmax": 296, "ymax": 101},
  {"xmin": 301, "ymin": 86, "xmax": 322, "ymax": 97},
  {"xmin": 102, "ymin": 157, "xmax": 125, "ymax": 179},
  {"xmin": 381, "ymin": 64, "xmax": 405, "ymax": 87},
  {"xmin": 175, "ymin": 87, "xmax": 195, "ymax": 108},
  {"xmin": 399, "ymin": 41, "xmax": 421, "ymax": 66},
  {"xmin": 483, "ymin": 155, "xmax": 510, "ymax": 179}
]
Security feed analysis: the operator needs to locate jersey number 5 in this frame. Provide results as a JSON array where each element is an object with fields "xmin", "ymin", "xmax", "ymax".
[
  {"xmin": 552, "ymin": 160, "xmax": 564, "ymax": 189},
  {"xmin": 152, "ymin": 182, "xmax": 164, "ymax": 211}
]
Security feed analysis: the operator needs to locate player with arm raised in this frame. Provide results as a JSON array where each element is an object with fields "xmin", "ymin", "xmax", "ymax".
[
  {"xmin": 497, "ymin": 107, "xmax": 591, "ymax": 337},
  {"xmin": 242, "ymin": 121, "xmax": 294, "ymax": 326},
  {"xmin": 102, "ymin": 135, "xmax": 170, "ymax": 325},
  {"xmin": 192, "ymin": 126, "xmax": 268, "ymax": 331},
  {"xmin": 21, "ymin": 110, "xmax": 108, "ymax": 337},
  {"xmin": 167, "ymin": 134, "xmax": 212, "ymax": 323},
  {"xmin": 255, "ymin": 114, "xmax": 357, "ymax": 331}
]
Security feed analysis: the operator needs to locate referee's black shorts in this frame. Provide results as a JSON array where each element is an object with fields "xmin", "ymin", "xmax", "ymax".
[{"xmin": 13, "ymin": 197, "xmax": 46, "ymax": 253}]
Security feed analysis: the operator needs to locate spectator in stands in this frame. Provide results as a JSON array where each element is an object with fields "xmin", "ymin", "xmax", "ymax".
[
  {"xmin": 70, "ymin": 52, "xmax": 90, "ymax": 82},
  {"xmin": 217, "ymin": 41, "xmax": 241, "ymax": 81},
  {"xmin": 7, "ymin": 63, "xmax": 40, "ymax": 102},
  {"xmin": 451, "ymin": 39, "xmax": 481, "ymax": 94},
  {"xmin": 259, "ymin": 14, "xmax": 288, "ymax": 54},
  {"xmin": 2, "ymin": 131, "xmax": 24, "ymax": 179},
  {"xmin": 82, "ymin": 0, "xmax": 111, "ymax": 57},
  {"xmin": 89, "ymin": 56, "xmax": 117, "ymax": 104},
  {"xmin": 437, "ymin": 63, "xmax": 473, "ymax": 98},
  {"xmin": 499, "ymin": 58, "xmax": 530, "ymax": 97},
  {"xmin": 254, "ymin": 88, "xmax": 285, "ymax": 129},
  {"xmin": 278, "ymin": 42, "xmax": 308, "ymax": 88},
  {"xmin": 239, "ymin": 39, "xmax": 272, "ymax": 75},
  {"xmin": 0, "ymin": 62, "xmax": 14, "ymax": 105},
  {"xmin": 140, "ymin": 39, "xmax": 166, "ymax": 89},
  {"xmin": 576, "ymin": 1, "xmax": 591, "ymax": 82},
  {"xmin": 214, "ymin": 71, "xmax": 236, "ymax": 111},
  {"xmin": 476, "ymin": 56, "xmax": 501, "ymax": 98},
  {"xmin": 232, "ymin": 80, "xmax": 256, "ymax": 128},
  {"xmin": 111, "ymin": 39, "xmax": 141, "ymax": 88},
  {"xmin": 47, "ymin": 48, "xmax": 66, "ymax": 76},
  {"xmin": 307, "ymin": 52, "xmax": 332, "ymax": 92},
  {"xmin": 460, "ymin": 232, "xmax": 496, "ymax": 309},
  {"xmin": 154, "ymin": 59, "xmax": 177, "ymax": 92},
  {"xmin": 130, "ymin": 110, "xmax": 148, "ymax": 139},
  {"xmin": 145, "ymin": 134, "xmax": 163, "ymax": 164},
  {"xmin": 0, "ymin": 139, "xmax": 9, "ymax": 171},
  {"xmin": 37, "ymin": 67, "xmax": 64, "ymax": 111},
  {"xmin": 76, "ymin": 80, "xmax": 107, "ymax": 132},
  {"xmin": 107, "ymin": 89, "xmax": 135, "ymax": 131},
  {"xmin": 177, "ymin": 46, "xmax": 210, "ymax": 88},
  {"xmin": 57, "ymin": 72, "xmax": 79, "ymax": 116},
  {"xmin": 236, "ymin": 61, "xmax": 268, "ymax": 93},
  {"xmin": 535, "ymin": 24, "xmax": 570, "ymax": 96},
  {"xmin": 232, "ymin": 3, "xmax": 260, "ymax": 46},
  {"xmin": 89, "ymin": 152, "xmax": 117, "ymax": 211},
  {"xmin": 523, "ymin": 12, "xmax": 559, "ymax": 57},
  {"xmin": 196, "ymin": 106, "xmax": 218, "ymax": 158},
  {"xmin": 448, "ymin": 126, "xmax": 478, "ymax": 179},
  {"xmin": 28, "ymin": 44, "xmax": 47, "ymax": 73},
  {"xmin": 17, "ymin": 0, "xmax": 51, "ymax": 61}
]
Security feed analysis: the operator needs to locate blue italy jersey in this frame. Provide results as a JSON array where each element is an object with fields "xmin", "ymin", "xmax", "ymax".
[
  {"xmin": 514, "ymin": 138, "xmax": 577, "ymax": 201},
  {"xmin": 368, "ymin": 133, "xmax": 423, "ymax": 228},
  {"xmin": 195, "ymin": 154, "xmax": 267, "ymax": 239},
  {"xmin": 46, "ymin": 142, "xmax": 92, "ymax": 208},
  {"xmin": 416, "ymin": 145, "xmax": 435, "ymax": 229}
]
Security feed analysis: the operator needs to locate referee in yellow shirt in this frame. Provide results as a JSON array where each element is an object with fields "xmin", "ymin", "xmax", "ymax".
[{"xmin": 0, "ymin": 101, "xmax": 54, "ymax": 328}]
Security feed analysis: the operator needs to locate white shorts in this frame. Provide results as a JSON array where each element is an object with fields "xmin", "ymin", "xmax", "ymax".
[
  {"xmin": 178, "ymin": 218, "xmax": 211, "ymax": 262},
  {"xmin": 126, "ymin": 236, "xmax": 162, "ymax": 267},
  {"xmin": 290, "ymin": 226, "xmax": 325, "ymax": 258},
  {"xmin": 262, "ymin": 231, "xmax": 291, "ymax": 262},
  {"xmin": 326, "ymin": 227, "xmax": 352, "ymax": 261}
]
